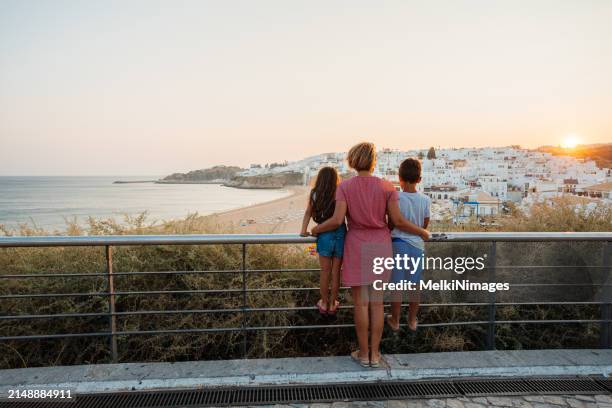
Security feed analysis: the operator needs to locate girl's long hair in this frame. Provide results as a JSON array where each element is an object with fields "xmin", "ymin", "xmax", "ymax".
[{"xmin": 310, "ymin": 166, "xmax": 340, "ymax": 224}]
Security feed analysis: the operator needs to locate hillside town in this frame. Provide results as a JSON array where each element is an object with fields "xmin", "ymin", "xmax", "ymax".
[{"xmin": 240, "ymin": 146, "xmax": 612, "ymax": 224}]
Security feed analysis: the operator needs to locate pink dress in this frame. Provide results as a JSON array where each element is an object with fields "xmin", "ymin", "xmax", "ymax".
[{"xmin": 336, "ymin": 175, "xmax": 398, "ymax": 287}]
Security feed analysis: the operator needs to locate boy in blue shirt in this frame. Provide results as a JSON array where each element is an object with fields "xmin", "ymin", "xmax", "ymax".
[{"xmin": 386, "ymin": 158, "xmax": 430, "ymax": 332}]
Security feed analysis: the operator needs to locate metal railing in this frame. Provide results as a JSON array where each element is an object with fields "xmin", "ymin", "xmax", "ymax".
[{"xmin": 0, "ymin": 232, "xmax": 610, "ymax": 363}]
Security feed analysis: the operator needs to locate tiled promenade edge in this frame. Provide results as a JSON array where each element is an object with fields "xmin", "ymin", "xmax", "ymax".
[{"xmin": 0, "ymin": 349, "xmax": 610, "ymax": 396}]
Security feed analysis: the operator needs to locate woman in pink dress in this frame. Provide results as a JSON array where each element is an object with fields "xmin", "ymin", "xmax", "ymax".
[{"xmin": 311, "ymin": 142, "xmax": 429, "ymax": 367}]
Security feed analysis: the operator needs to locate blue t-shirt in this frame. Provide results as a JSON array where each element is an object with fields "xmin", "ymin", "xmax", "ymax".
[{"xmin": 391, "ymin": 191, "xmax": 431, "ymax": 250}]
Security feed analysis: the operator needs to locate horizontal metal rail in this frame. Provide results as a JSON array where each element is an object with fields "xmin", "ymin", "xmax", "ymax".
[
  {"xmin": 1, "ymin": 301, "xmax": 608, "ymax": 320},
  {"xmin": 0, "ymin": 268, "xmax": 322, "ymax": 279},
  {"xmin": 0, "ymin": 232, "xmax": 610, "ymax": 363},
  {"xmin": 1, "ymin": 319, "xmax": 610, "ymax": 342},
  {"xmin": 2, "ymin": 265, "xmax": 610, "ymax": 280},
  {"xmin": 2, "ymin": 283, "xmax": 610, "ymax": 300},
  {"xmin": 0, "ymin": 231, "xmax": 611, "ymax": 247}
]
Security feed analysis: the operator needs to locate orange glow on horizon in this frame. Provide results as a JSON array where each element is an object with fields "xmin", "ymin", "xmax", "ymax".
[{"xmin": 561, "ymin": 134, "xmax": 581, "ymax": 149}]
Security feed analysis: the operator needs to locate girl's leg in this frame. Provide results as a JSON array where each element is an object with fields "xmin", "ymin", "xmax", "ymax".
[
  {"xmin": 330, "ymin": 257, "xmax": 342, "ymax": 309},
  {"xmin": 368, "ymin": 285, "xmax": 385, "ymax": 362},
  {"xmin": 351, "ymin": 285, "xmax": 370, "ymax": 360},
  {"xmin": 319, "ymin": 256, "xmax": 332, "ymax": 308}
]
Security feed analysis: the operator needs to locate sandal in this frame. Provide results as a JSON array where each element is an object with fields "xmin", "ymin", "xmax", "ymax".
[
  {"xmin": 316, "ymin": 299, "xmax": 328, "ymax": 315},
  {"xmin": 385, "ymin": 313, "xmax": 400, "ymax": 333},
  {"xmin": 327, "ymin": 300, "xmax": 340, "ymax": 315},
  {"xmin": 369, "ymin": 355, "xmax": 382, "ymax": 368},
  {"xmin": 350, "ymin": 350, "xmax": 370, "ymax": 368}
]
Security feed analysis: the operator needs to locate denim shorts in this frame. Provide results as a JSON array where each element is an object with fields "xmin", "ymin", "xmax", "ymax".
[
  {"xmin": 316, "ymin": 224, "xmax": 346, "ymax": 258},
  {"xmin": 390, "ymin": 238, "xmax": 424, "ymax": 284}
]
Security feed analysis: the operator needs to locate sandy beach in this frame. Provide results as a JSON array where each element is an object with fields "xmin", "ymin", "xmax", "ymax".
[{"xmin": 204, "ymin": 186, "xmax": 311, "ymax": 233}]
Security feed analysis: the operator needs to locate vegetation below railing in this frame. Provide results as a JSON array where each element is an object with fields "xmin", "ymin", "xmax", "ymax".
[{"xmin": 0, "ymin": 198, "xmax": 610, "ymax": 369}]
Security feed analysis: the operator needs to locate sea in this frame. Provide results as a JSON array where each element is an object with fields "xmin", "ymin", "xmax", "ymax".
[{"xmin": 0, "ymin": 176, "xmax": 290, "ymax": 232}]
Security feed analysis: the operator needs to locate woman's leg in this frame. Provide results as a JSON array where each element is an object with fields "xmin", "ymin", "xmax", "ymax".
[
  {"xmin": 351, "ymin": 285, "xmax": 370, "ymax": 360},
  {"xmin": 330, "ymin": 257, "xmax": 342, "ymax": 308},
  {"xmin": 369, "ymin": 285, "xmax": 385, "ymax": 362},
  {"xmin": 319, "ymin": 256, "xmax": 332, "ymax": 308}
]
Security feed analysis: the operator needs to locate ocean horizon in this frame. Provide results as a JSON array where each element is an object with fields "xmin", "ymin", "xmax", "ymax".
[{"xmin": 0, "ymin": 176, "xmax": 290, "ymax": 231}]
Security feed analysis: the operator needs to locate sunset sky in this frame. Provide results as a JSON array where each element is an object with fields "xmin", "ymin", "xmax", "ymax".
[{"xmin": 1, "ymin": 0, "xmax": 611, "ymax": 175}]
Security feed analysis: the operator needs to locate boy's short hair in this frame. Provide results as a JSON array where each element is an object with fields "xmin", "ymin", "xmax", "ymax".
[
  {"xmin": 399, "ymin": 158, "xmax": 421, "ymax": 183},
  {"xmin": 347, "ymin": 142, "xmax": 376, "ymax": 172}
]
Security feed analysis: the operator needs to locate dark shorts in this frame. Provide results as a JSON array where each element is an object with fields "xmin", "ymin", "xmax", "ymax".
[
  {"xmin": 390, "ymin": 238, "xmax": 424, "ymax": 284},
  {"xmin": 316, "ymin": 224, "xmax": 346, "ymax": 258}
]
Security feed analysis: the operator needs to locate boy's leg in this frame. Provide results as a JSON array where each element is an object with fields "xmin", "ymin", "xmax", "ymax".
[
  {"xmin": 407, "ymin": 300, "xmax": 419, "ymax": 331},
  {"xmin": 318, "ymin": 255, "xmax": 332, "ymax": 307},
  {"xmin": 330, "ymin": 256, "xmax": 342, "ymax": 307},
  {"xmin": 407, "ymin": 245, "xmax": 424, "ymax": 331},
  {"xmin": 389, "ymin": 239, "xmax": 403, "ymax": 329},
  {"xmin": 388, "ymin": 290, "xmax": 402, "ymax": 329}
]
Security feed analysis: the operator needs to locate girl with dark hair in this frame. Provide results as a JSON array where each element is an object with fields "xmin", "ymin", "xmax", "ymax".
[{"xmin": 300, "ymin": 166, "xmax": 346, "ymax": 315}]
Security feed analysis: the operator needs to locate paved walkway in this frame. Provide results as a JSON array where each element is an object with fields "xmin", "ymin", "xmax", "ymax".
[
  {"xmin": 264, "ymin": 394, "xmax": 612, "ymax": 407},
  {"xmin": 4, "ymin": 349, "xmax": 612, "ymax": 395}
]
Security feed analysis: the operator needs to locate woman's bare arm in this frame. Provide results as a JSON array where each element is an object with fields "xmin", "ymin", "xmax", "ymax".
[
  {"xmin": 311, "ymin": 201, "xmax": 347, "ymax": 235},
  {"xmin": 387, "ymin": 200, "xmax": 429, "ymax": 240},
  {"xmin": 300, "ymin": 199, "xmax": 313, "ymax": 236}
]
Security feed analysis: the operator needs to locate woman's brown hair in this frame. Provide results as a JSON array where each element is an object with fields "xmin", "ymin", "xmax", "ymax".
[
  {"xmin": 347, "ymin": 142, "xmax": 376, "ymax": 172},
  {"xmin": 310, "ymin": 166, "xmax": 339, "ymax": 224}
]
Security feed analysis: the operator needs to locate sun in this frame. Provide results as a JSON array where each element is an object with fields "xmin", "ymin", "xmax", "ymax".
[{"xmin": 561, "ymin": 134, "xmax": 580, "ymax": 149}]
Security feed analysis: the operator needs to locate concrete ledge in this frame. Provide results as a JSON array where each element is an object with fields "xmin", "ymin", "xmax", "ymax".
[{"xmin": 0, "ymin": 349, "xmax": 610, "ymax": 396}]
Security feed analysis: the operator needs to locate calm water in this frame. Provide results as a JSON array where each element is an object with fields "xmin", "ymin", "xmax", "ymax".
[{"xmin": 0, "ymin": 176, "xmax": 290, "ymax": 231}]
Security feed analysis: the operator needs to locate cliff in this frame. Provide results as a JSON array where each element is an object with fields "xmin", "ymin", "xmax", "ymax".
[
  {"xmin": 223, "ymin": 171, "xmax": 303, "ymax": 189},
  {"xmin": 157, "ymin": 166, "xmax": 244, "ymax": 184}
]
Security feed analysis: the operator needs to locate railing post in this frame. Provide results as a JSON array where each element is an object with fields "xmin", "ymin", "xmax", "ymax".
[
  {"xmin": 486, "ymin": 241, "xmax": 497, "ymax": 350},
  {"xmin": 105, "ymin": 245, "xmax": 118, "ymax": 363},
  {"xmin": 242, "ymin": 243, "xmax": 247, "ymax": 358},
  {"xmin": 601, "ymin": 240, "xmax": 611, "ymax": 349}
]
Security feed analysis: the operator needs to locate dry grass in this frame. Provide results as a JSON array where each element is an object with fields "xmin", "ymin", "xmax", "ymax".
[{"xmin": 1, "ymin": 198, "xmax": 610, "ymax": 368}]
